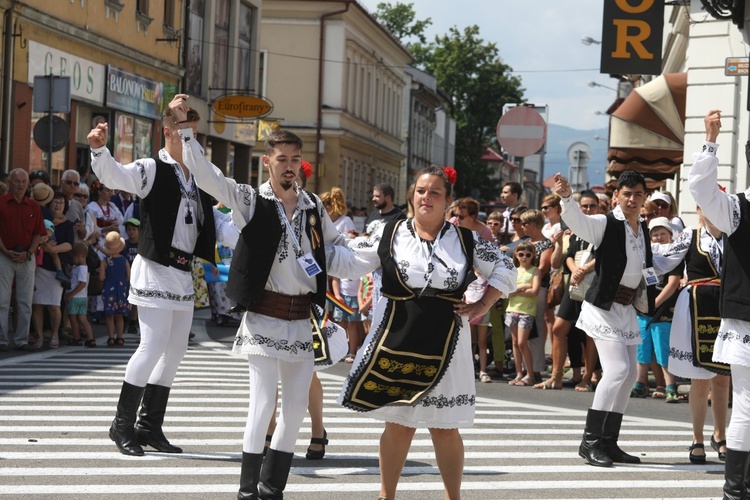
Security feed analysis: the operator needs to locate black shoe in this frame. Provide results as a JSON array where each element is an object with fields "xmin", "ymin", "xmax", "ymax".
[
  {"xmin": 305, "ymin": 430, "xmax": 328, "ymax": 460},
  {"xmin": 601, "ymin": 412, "xmax": 640, "ymax": 464},
  {"xmin": 229, "ymin": 304, "xmax": 247, "ymax": 315},
  {"xmin": 135, "ymin": 384, "xmax": 182, "ymax": 453},
  {"xmin": 689, "ymin": 443, "xmax": 706, "ymax": 464},
  {"xmin": 15, "ymin": 344, "xmax": 36, "ymax": 352},
  {"xmin": 711, "ymin": 435, "xmax": 727, "ymax": 461},
  {"xmin": 110, "ymin": 382, "xmax": 145, "ymax": 456},
  {"xmin": 579, "ymin": 408, "xmax": 613, "ymax": 467}
]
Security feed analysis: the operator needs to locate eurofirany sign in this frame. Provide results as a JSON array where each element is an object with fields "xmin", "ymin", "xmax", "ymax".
[{"xmin": 601, "ymin": 0, "xmax": 664, "ymax": 76}]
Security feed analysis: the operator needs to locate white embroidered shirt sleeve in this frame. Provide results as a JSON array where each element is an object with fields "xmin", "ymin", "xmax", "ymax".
[
  {"xmin": 179, "ymin": 128, "xmax": 256, "ymax": 227},
  {"xmin": 560, "ymin": 196, "xmax": 607, "ymax": 247},
  {"xmin": 90, "ymin": 146, "xmax": 156, "ymax": 198},
  {"xmin": 688, "ymin": 141, "xmax": 739, "ymax": 236}
]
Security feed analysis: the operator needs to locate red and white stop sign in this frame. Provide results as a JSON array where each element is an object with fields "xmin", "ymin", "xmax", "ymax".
[{"xmin": 496, "ymin": 107, "xmax": 547, "ymax": 157}]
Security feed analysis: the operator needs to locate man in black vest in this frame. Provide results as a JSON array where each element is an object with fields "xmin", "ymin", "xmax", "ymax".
[
  {"xmin": 170, "ymin": 95, "xmax": 351, "ymax": 499},
  {"xmin": 88, "ymin": 97, "xmax": 216, "ymax": 458},
  {"xmin": 689, "ymin": 110, "xmax": 750, "ymax": 500},
  {"xmin": 554, "ymin": 170, "xmax": 679, "ymax": 469}
]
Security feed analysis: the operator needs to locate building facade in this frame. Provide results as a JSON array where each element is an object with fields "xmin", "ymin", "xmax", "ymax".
[
  {"xmin": 9, "ymin": 0, "xmax": 186, "ymax": 183},
  {"xmin": 256, "ymin": 0, "xmax": 412, "ymax": 208}
]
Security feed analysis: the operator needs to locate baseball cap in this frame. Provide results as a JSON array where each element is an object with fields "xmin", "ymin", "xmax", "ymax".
[
  {"xmin": 648, "ymin": 216, "xmax": 675, "ymax": 235},
  {"xmin": 124, "ymin": 218, "xmax": 140, "ymax": 227},
  {"xmin": 650, "ymin": 192, "xmax": 671, "ymax": 205},
  {"xmin": 43, "ymin": 219, "xmax": 55, "ymax": 232}
]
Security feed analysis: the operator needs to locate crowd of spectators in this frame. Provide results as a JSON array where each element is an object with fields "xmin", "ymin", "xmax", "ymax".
[{"xmin": 0, "ymin": 167, "xmax": 141, "ymax": 352}]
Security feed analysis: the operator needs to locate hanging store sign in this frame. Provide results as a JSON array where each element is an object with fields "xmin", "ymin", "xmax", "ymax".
[
  {"xmin": 28, "ymin": 41, "xmax": 105, "ymax": 105},
  {"xmin": 212, "ymin": 94, "xmax": 274, "ymax": 120},
  {"xmin": 600, "ymin": 0, "xmax": 664, "ymax": 75},
  {"xmin": 105, "ymin": 66, "xmax": 177, "ymax": 120}
]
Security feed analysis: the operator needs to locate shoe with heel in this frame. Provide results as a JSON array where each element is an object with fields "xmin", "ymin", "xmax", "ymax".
[{"xmin": 305, "ymin": 429, "xmax": 328, "ymax": 460}]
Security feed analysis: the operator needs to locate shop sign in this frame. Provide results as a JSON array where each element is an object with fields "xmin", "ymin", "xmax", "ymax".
[
  {"xmin": 28, "ymin": 41, "xmax": 105, "ymax": 105},
  {"xmin": 212, "ymin": 94, "xmax": 273, "ymax": 119},
  {"xmin": 106, "ymin": 66, "xmax": 176, "ymax": 120},
  {"xmin": 600, "ymin": 0, "xmax": 664, "ymax": 76}
]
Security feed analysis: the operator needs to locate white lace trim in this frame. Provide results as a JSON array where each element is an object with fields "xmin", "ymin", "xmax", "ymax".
[{"xmin": 577, "ymin": 318, "xmax": 641, "ymax": 342}]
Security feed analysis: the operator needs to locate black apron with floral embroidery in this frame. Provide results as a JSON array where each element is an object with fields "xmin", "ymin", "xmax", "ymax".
[{"xmin": 340, "ymin": 220, "xmax": 475, "ymax": 412}]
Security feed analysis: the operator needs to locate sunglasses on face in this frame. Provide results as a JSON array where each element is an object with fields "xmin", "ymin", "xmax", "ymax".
[
  {"xmin": 521, "ymin": 221, "xmax": 531, "ymax": 226},
  {"xmin": 452, "ymin": 213, "xmax": 465, "ymax": 220},
  {"xmin": 63, "ymin": 180, "xmax": 80, "ymax": 187},
  {"xmin": 541, "ymin": 205, "xmax": 557, "ymax": 211},
  {"xmin": 517, "ymin": 252, "xmax": 533, "ymax": 258},
  {"xmin": 580, "ymin": 204, "xmax": 598, "ymax": 210},
  {"xmin": 643, "ymin": 212, "xmax": 655, "ymax": 218},
  {"xmin": 654, "ymin": 201, "xmax": 669, "ymax": 209},
  {"xmin": 510, "ymin": 217, "xmax": 521, "ymax": 223},
  {"xmin": 74, "ymin": 193, "xmax": 88, "ymax": 200}
]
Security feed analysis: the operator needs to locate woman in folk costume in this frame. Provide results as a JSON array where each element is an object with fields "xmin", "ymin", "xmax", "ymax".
[
  {"xmin": 661, "ymin": 207, "xmax": 729, "ymax": 464},
  {"xmin": 329, "ymin": 166, "xmax": 517, "ymax": 500}
]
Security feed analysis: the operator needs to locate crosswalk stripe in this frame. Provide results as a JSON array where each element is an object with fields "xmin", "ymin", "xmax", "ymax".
[
  {"xmin": 0, "ymin": 341, "xmax": 727, "ymax": 499},
  {"xmin": 0, "ymin": 479, "xmax": 726, "ymax": 495}
]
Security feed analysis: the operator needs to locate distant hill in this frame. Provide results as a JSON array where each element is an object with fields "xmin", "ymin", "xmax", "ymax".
[{"xmin": 544, "ymin": 123, "xmax": 609, "ymax": 186}]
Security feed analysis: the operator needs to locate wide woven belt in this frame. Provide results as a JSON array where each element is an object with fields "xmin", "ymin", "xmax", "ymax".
[
  {"xmin": 168, "ymin": 247, "xmax": 193, "ymax": 272},
  {"xmin": 613, "ymin": 284, "xmax": 637, "ymax": 306},
  {"xmin": 247, "ymin": 290, "xmax": 312, "ymax": 321}
]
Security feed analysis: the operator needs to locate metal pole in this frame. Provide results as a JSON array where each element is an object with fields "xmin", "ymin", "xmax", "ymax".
[
  {"xmin": 518, "ymin": 156, "xmax": 524, "ymax": 198},
  {"xmin": 1, "ymin": 6, "xmax": 14, "ymax": 174},
  {"xmin": 47, "ymin": 74, "xmax": 53, "ymax": 175}
]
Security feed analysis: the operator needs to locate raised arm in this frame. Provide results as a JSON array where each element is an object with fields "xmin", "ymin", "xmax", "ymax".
[
  {"xmin": 554, "ymin": 173, "xmax": 607, "ymax": 247},
  {"xmin": 687, "ymin": 110, "xmax": 738, "ymax": 236},
  {"xmin": 87, "ymin": 123, "xmax": 156, "ymax": 197}
]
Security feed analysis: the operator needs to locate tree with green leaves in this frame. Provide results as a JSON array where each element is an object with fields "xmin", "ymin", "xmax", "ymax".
[
  {"xmin": 421, "ymin": 26, "xmax": 525, "ymax": 200},
  {"xmin": 373, "ymin": 3, "xmax": 525, "ymax": 201},
  {"xmin": 372, "ymin": 2, "xmax": 431, "ymax": 46}
]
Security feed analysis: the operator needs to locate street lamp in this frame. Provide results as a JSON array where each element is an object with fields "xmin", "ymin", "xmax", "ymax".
[
  {"xmin": 581, "ymin": 36, "xmax": 601, "ymax": 46},
  {"xmin": 588, "ymin": 81, "xmax": 617, "ymax": 92}
]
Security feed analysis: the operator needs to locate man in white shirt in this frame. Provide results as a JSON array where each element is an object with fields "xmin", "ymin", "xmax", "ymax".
[{"xmin": 688, "ymin": 109, "xmax": 750, "ymax": 500}]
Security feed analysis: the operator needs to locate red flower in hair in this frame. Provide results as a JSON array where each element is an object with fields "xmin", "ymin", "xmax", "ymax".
[
  {"xmin": 300, "ymin": 161, "xmax": 313, "ymax": 180},
  {"xmin": 443, "ymin": 167, "xmax": 457, "ymax": 185}
]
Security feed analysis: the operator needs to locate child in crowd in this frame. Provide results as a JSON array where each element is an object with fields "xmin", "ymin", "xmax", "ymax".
[
  {"xmin": 506, "ymin": 242, "xmax": 540, "ymax": 386},
  {"xmin": 632, "ymin": 217, "xmax": 683, "ymax": 402},
  {"xmin": 99, "ymin": 232, "xmax": 130, "ymax": 346},
  {"xmin": 123, "ymin": 218, "xmax": 139, "ymax": 334},
  {"xmin": 358, "ymin": 272, "xmax": 374, "ymax": 333},
  {"xmin": 37, "ymin": 219, "xmax": 70, "ymax": 288},
  {"xmin": 65, "ymin": 241, "xmax": 95, "ymax": 347}
]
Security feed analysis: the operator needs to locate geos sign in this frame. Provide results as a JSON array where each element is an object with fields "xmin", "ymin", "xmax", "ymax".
[
  {"xmin": 600, "ymin": 0, "xmax": 664, "ymax": 76},
  {"xmin": 212, "ymin": 95, "xmax": 274, "ymax": 120}
]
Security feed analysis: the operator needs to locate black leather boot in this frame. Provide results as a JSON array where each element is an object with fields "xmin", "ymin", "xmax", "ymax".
[
  {"xmin": 601, "ymin": 411, "xmax": 640, "ymax": 464},
  {"xmin": 109, "ymin": 381, "xmax": 145, "ymax": 456},
  {"xmin": 258, "ymin": 449, "xmax": 294, "ymax": 499},
  {"xmin": 579, "ymin": 408, "xmax": 613, "ymax": 467},
  {"xmin": 237, "ymin": 452, "xmax": 264, "ymax": 500},
  {"xmin": 134, "ymin": 384, "xmax": 182, "ymax": 453},
  {"xmin": 723, "ymin": 449, "xmax": 749, "ymax": 500}
]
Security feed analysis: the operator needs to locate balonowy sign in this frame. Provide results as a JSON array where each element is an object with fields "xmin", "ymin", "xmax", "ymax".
[{"xmin": 212, "ymin": 95, "xmax": 274, "ymax": 120}]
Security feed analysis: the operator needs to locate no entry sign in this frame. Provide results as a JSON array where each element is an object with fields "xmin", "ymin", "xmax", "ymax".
[{"xmin": 496, "ymin": 106, "xmax": 547, "ymax": 158}]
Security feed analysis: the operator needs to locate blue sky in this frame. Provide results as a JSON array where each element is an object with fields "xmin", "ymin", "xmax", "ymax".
[{"xmin": 358, "ymin": 0, "xmax": 613, "ymax": 131}]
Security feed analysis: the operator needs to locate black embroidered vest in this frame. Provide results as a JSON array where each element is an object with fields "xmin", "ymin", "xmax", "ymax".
[
  {"xmin": 227, "ymin": 191, "xmax": 327, "ymax": 309},
  {"xmin": 138, "ymin": 158, "xmax": 216, "ymax": 267},
  {"xmin": 686, "ymin": 228, "xmax": 719, "ymax": 283},
  {"xmin": 377, "ymin": 220, "xmax": 476, "ymax": 300},
  {"xmin": 585, "ymin": 212, "xmax": 656, "ymax": 314},
  {"xmin": 720, "ymin": 193, "xmax": 750, "ymax": 321}
]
